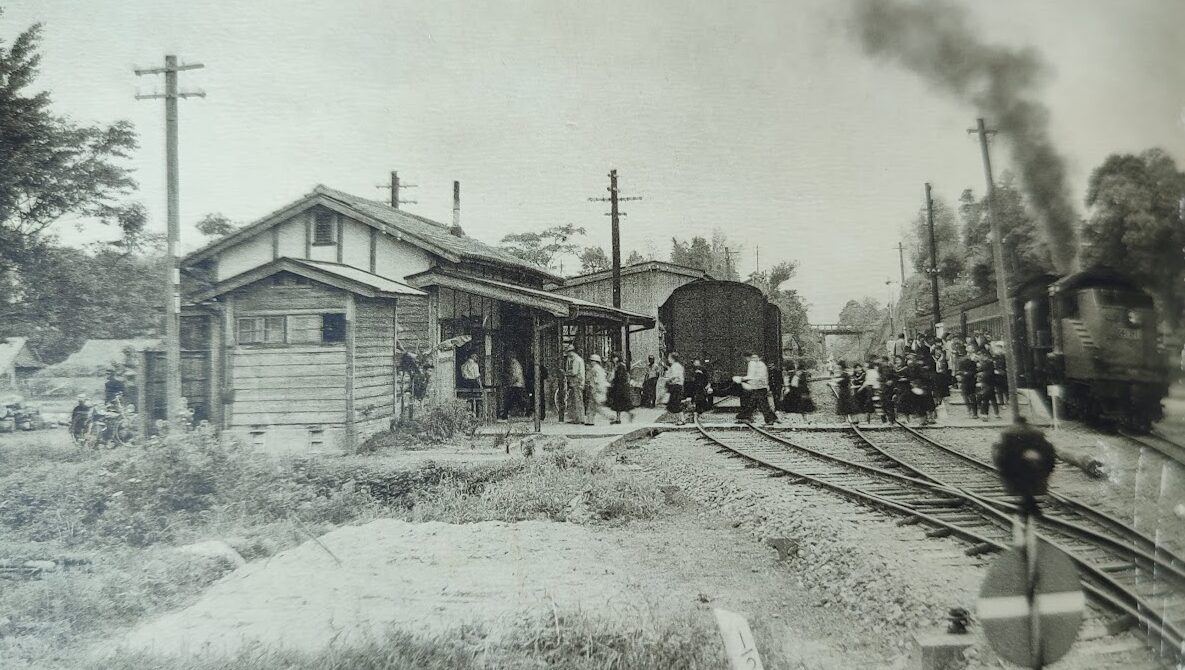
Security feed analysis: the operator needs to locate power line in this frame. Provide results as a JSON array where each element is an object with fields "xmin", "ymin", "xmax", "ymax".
[{"xmin": 134, "ymin": 54, "xmax": 205, "ymax": 426}]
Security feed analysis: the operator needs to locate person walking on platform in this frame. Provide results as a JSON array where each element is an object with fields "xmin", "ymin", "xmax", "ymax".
[
  {"xmin": 662, "ymin": 352, "xmax": 687, "ymax": 425},
  {"xmin": 783, "ymin": 364, "xmax": 817, "ymax": 420},
  {"xmin": 563, "ymin": 345, "xmax": 585, "ymax": 424},
  {"xmin": 687, "ymin": 358, "xmax": 712, "ymax": 420},
  {"xmin": 736, "ymin": 352, "xmax": 779, "ymax": 425},
  {"xmin": 977, "ymin": 356, "xmax": 999, "ymax": 419},
  {"xmin": 959, "ymin": 352, "xmax": 979, "ymax": 419},
  {"xmin": 642, "ymin": 356, "xmax": 662, "ymax": 408},
  {"xmin": 834, "ymin": 361, "xmax": 857, "ymax": 424},
  {"xmin": 879, "ymin": 359, "xmax": 899, "ymax": 423},
  {"xmin": 891, "ymin": 333, "xmax": 907, "ymax": 360},
  {"xmin": 584, "ymin": 354, "xmax": 609, "ymax": 425},
  {"xmin": 606, "ymin": 352, "xmax": 635, "ymax": 424}
]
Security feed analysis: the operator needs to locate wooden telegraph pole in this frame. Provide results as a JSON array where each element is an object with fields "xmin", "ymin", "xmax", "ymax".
[
  {"xmin": 970, "ymin": 118, "xmax": 1022, "ymax": 420},
  {"xmin": 925, "ymin": 183, "xmax": 942, "ymax": 333},
  {"xmin": 378, "ymin": 171, "xmax": 417, "ymax": 209},
  {"xmin": 135, "ymin": 55, "xmax": 204, "ymax": 425},
  {"xmin": 588, "ymin": 169, "xmax": 642, "ymax": 356}
]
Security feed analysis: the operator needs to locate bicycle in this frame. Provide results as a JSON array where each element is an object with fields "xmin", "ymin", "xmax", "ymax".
[{"xmin": 70, "ymin": 394, "xmax": 136, "ymax": 448}]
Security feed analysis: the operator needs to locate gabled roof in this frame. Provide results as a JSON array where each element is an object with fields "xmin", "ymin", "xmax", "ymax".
[
  {"xmin": 182, "ymin": 185, "xmax": 560, "ymax": 282},
  {"xmin": 558, "ymin": 260, "xmax": 712, "ymax": 289},
  {"xmin": 50, "ymin": 339, "xmax": 161, "ymax": 372},
  {"xmin": 191, "ymin": 257, "xmax": 426, "ymax": 303},
  {"xmin": 0, "ymin": 337, "xmax": 43, "ymax": 371}
]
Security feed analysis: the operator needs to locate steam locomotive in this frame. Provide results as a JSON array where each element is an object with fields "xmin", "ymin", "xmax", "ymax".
[
  {"xmin": 944, "ymin": 267, "xmax": 1169, "ymax": 431},
  {"xmin": 659, "ymin": 280, "xmax": 783, "ymax": 396}
]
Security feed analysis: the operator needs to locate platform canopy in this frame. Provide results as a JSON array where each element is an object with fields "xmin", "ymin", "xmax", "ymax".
[{"xmin": 407, "ymin": 270, "xmax": 655, "ymax": 329}]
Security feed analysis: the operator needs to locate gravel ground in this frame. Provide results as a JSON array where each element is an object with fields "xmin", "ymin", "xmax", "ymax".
[{"xmin": 627, "ymin": 429, "xmax": 1164, "ymax": 669}]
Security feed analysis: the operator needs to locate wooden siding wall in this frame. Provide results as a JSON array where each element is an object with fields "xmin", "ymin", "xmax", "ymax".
[
  {"xmin": 229, "ymin": 345, "xmax": 347, "ymax": 426},
  {"xmin": 229, "ymin": 278, "xmax": 349, "ymax": 427},
  {"xmin": 398, "ymin": 294, "xmax": 430, "ymax": 353},
  {"xmin": 353, "ymin": 297, "xmax": 397, "ymax": 436}
]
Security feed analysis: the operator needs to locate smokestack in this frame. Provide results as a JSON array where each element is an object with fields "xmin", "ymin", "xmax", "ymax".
[
  {"xmin": 449, "ymin": 181, "xmax": 464, "ymax": 237},
  {"xmin": 850, "ymin": 0, "xmax": 1079, "ymax": 273}
]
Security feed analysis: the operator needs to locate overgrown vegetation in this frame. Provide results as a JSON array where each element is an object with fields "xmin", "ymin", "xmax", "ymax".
[
  {"xmin": 359, "ymin": 398, "xmax": 481, "ymax": 453},
  {"xmin": 88, "ymin": 611, "xmax": 730, "ymax": 670},
  {"xmin": 0, "ymin": 426, "xmax": 663, "ymax": 669}
]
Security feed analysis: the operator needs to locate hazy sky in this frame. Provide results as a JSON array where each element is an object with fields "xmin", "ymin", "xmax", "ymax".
[{"xmin": 5, "ymin": 0, "xmax": 1184, "ymax": 320}]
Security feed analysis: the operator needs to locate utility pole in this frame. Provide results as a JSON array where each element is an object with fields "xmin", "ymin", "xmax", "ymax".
[
  {"xmin": 895, "ymin": 242, "xmax": 906, "ymax": 337},
  {"xmin": 886, "ymin": 279, "xmax": 895, "ymax": 334},
  {"xmin": 377, "ymin": 171, "xmax": 417, "ymax": 209},
  {"xmin": 970, "ymin": 117, "xmax": 1022, "ymax": 421},
  {"xmin": 924, "ymin": 183, "xmax": 942, "ymax": 333},
  {"xmin": 588, "ymin": 169, "xmax": 642, "ymax": 353},
  {"xmin": 135, "ymin": 55, "xmax": 205, "ymax": 426}
]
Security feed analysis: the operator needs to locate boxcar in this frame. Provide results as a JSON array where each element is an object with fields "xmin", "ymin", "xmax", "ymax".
[{"xmin": 659, "ymin": 280, "xmax": 782, "ymax": 393}]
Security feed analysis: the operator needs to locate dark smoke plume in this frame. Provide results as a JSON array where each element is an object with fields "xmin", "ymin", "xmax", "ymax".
[{"xmin": 852, "ymin": 0, "xmax": 1078, "ymax": 272}]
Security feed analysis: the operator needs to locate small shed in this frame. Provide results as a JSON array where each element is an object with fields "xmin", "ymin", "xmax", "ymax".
[
  {"xmin": 186, "ymin": 257, "xmax": 425, "ymax": 453},
  {"xmin": 0, "ymin": 337, "xmax": 44, "ymax": 390}
]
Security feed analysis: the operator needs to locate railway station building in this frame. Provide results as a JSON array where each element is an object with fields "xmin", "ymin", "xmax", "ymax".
[
  {"xmin": 176, "ymin": 185, "xmax": 652, "ymax": 452},
  {"xmin": 552, "ymin": 261, "xmax": 710, "ymax": 366}
]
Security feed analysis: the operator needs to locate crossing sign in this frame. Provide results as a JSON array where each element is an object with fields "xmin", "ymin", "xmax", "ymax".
[{"xmin": 978, "ymin": 540, "xmax": 1084, "ymax": 667}]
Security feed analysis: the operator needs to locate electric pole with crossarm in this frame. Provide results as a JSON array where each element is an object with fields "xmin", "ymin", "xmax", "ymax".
[
  {"xmin": 135, "ymin": 55, "xmax": 205, "ymax": 426},
  {"xmin": 588, "ymin": 169, "xmax": 642, "ymax": 356}
]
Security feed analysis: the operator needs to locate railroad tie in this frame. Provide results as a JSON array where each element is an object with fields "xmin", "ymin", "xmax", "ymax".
[{"xmin": 925, "ymin": 527, "xmax": 953, "ymax": 539}]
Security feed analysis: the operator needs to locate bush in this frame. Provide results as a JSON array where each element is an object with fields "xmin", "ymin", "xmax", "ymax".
[{"xmin": 359, "ymin": 399, "xmax": 479, "ymax": 453}]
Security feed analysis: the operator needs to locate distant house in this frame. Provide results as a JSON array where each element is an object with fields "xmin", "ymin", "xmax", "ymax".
[
  {"xmin": 180, "ymin": 185, "xmax": 652, "ymax": 451},
  {"xmin": 0, "ymin": 337, "xmax": 44, "ymax": 390},
  {"xmin": 553, "ymin": 261, "xmax": 710, "ymax": 365},
  {"xmin": 49, "ymin": 338, "xmax": 161, "ymax": 374}
]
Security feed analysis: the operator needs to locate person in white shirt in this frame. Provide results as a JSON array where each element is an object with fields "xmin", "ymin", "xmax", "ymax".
[
  {"xmin": 584, "ymin": 354, "xmax": 611, "ymax": 425},
  {"xmin": 460, "ymin": 353, "xmax": 482, "ymax": 389},
  {"xmin": 662, "ymin": 352, "xmax": 687, "ymax": 425},
  {"xmin": 736, "ymin": 352, "xmax": 779, "ymax": 424}
]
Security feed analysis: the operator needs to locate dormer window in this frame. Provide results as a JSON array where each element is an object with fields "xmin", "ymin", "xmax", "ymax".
[{"xmin": 313, "ymin": 211, "xmax": 336, "ymax": 245}]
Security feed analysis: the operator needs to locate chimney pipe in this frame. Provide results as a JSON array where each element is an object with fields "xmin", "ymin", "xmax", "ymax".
[{"xmin": 449, "ymin": 181, "xmax": 464, "ymax": 237}]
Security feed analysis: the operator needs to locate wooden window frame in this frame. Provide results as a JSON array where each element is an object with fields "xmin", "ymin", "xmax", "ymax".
[{"xmin": 235, "ymin": 313, "xmax": 347, "ymax": 346}]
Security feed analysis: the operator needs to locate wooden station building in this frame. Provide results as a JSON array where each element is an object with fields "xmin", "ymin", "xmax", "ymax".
[
  {"xmin": 179, "ymin": 185, "xmax": 652, "ymax": 452},
  {"xmin": 553, "ymin": 261, "xmax": 710, "ymax": 366}
]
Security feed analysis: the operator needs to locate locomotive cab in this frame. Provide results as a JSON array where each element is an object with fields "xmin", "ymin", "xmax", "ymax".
[{"xmin": 1048, "ymin": 268, "xmax": 1167, "ymax": 429}]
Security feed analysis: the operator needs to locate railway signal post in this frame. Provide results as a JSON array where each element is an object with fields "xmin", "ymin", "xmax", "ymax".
[
  {"xmin": 980, "ymin": 421, "xmax": 1080, "ymax": 668},
  {"xmin": 134, "ymin": 55, "xmax": 205, "ymax": 426}
]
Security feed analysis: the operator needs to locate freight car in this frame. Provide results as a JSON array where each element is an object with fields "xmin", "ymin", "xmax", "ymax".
[
  {"xmin": 658, "ymin": 280, "xmax": 783, "ymax": 396},
  {"xmin": 928, "ymin": 268, "xmax": 1170, "ymax": 431}
]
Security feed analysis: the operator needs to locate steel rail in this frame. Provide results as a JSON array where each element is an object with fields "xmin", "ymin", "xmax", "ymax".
[{"xmin": 695, "ymin": 415, "xmax": 1185, "ymax": 662}]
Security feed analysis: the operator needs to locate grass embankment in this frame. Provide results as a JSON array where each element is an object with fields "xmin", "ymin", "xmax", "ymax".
[{"xmin": 0, "ymin": 426, "xmax": 669, "ymax": 669}]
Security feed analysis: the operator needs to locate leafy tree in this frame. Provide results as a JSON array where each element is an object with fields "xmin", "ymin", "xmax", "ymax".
[
  {"xmin": 577, "ymin": 246, "xmax": 610, "ymax": 274},
  {"xmin": 195, "ymin": 213, "xmax": 238, "ymax": 239},
  {"xmin": 670, "ymin": 229, "xmax": 739, "ymax": 279},
  {"xmin": 745, "ymin": 261, "xmax": 817, "ymax": 361},
  {"xmin": 0, "ymin": 18, "xmax": 141, "ymax": 265},
  {"xmin": 908, "ymin": 195, "xmax": 964, "ymax": 285},
  {"xmin": 958, "ymin": 173, "xmax": 1054, "ymax": 293},
  {"xmin": 626, "ymin": 250, "xmax": 645, "ymax": 265},
  {"xmin": 1, "ymin": 240, "xmax": 166, "ymax": 362},
  {"xmin": 1082, "ymin": 148, "xmax": 1185, "ymax": 326},
  {"xmin": 831, "ymin": 297, "xmax": 888, "ymax": 363},
  {"xmin": 499, "ymin": 224, "xmax": 586, "ymax": 271}
]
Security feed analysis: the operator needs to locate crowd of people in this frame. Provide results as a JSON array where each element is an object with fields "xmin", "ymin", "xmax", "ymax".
[{"xmin": 832, "ymin": 331, "xmax": 1008, "ymax": 425}]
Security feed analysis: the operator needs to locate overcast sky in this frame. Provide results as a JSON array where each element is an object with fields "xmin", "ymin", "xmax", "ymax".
[{"xmin": 5, "ymin": 0, "xmax": 1184, "ymax": 320}]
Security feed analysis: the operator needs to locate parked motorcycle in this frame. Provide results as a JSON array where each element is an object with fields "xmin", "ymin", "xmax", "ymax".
[{"xmin": 70, "ymin": 394, "xmax": 136, "ymax": 448}]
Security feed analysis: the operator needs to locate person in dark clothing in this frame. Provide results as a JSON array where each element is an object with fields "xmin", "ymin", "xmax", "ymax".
[
  {"xmin": 783, "ymin": 366, "xmax": 817, "ymax": 419},
  {"xmin": 606, "ymin": 352, "xmax": 634, "ymax": 424},
  {"xmin": 879, "ymin": 360, "xmax": 898, "ymax": 423},
  {"xmin": 977, "ymin": 358, "xmax": 999, "ymax": 419},
  {"xmin": 959, "ymin": 353, "xmax": 979, "ymax": 419},
  {"xmin": 641, "ymin": 356, "xmax": 662, "ymax": 408},
  {"xmin": 686, "ymin": 359, "xmax": 712, "ymax": 419},
  {"xmin": 104, "ymin": 369, "xmax": 126, "ymax": 406},
  {"xmin": 834, "ymin": 361, "xmax": 857, "ymax": 423},
  {"xmin": 851, "ymin": 363, "xmax": 868, "ymax": 415}
]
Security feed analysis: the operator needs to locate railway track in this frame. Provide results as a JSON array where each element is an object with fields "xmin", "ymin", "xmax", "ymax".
[
  {"xmin": 694, "ymin": 416, "xmax": 1185, "ymax": 664},
  {"xmin": 1120, "ymin": 428, "xmax": 1185, "ymax": 470}
]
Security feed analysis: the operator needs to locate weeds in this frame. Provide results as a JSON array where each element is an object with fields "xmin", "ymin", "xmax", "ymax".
[
  {"xmin": 88, "ymin": 610, "xmax": 725, "ymax": 670},
  {"xmin": 357, "ymin": 399, "xmax": 479, "ymax": 453}
]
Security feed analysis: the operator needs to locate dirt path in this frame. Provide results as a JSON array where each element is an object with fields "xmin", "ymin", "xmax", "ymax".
[{"xmin": 101, "ymin": 511, "xmax": 888, "ymax": 667}]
